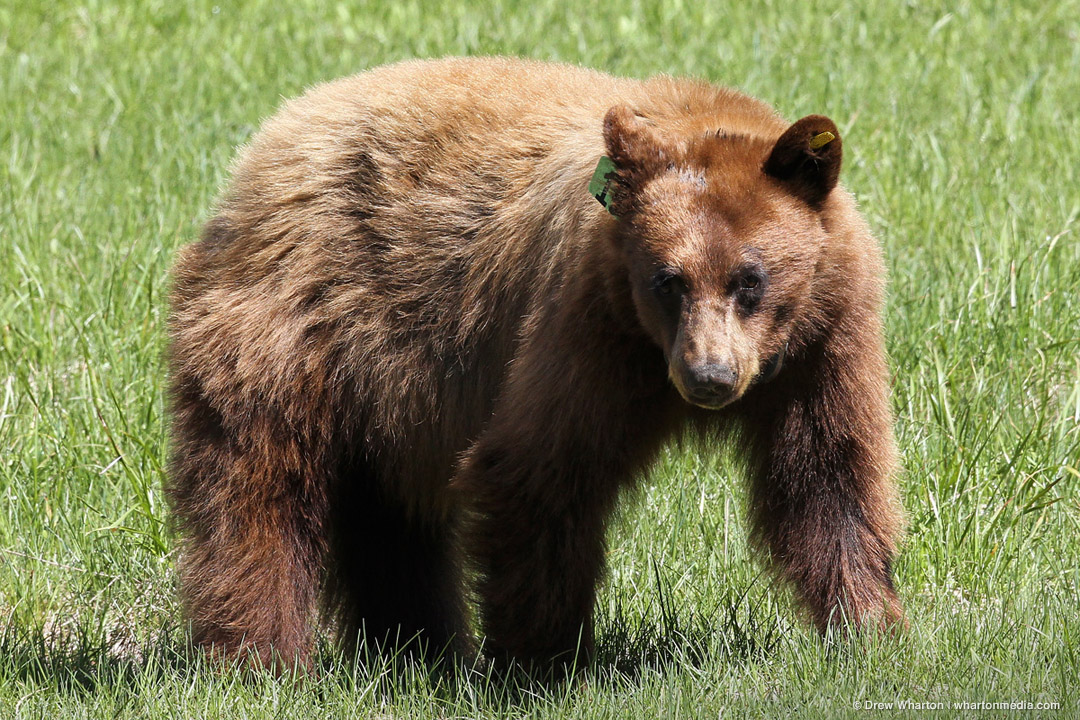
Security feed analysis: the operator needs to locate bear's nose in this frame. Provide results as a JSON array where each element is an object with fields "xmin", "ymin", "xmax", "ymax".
[{"xmin": 687, "ymin": 362, "xmax": 738, "ymax": 399}]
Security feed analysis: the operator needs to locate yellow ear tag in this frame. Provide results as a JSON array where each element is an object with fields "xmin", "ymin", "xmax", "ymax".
[{"xmin": 808, "ymin": 131, "xmax": 836, "ymax": 150}]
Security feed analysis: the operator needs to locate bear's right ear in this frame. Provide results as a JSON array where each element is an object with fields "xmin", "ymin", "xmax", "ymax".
[
  {"xmin": 601, "ymin": 106, "xmax": 669, "ymax": 216},
  {"xmin": 764, "ymin": 115, "xmax": 843, "ymax": 209},
  {"xmin": 603, "ymin": 105, "xmax": 668, "ymax": 172}
]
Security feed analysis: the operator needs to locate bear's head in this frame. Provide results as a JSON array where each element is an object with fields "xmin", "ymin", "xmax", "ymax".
[{"xmin": 601, "ymin": 105, "xmax": 844, "ymax": 409}]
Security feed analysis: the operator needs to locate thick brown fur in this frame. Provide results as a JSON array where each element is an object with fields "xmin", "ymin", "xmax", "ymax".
[{"xmin": 166, "ymin": 57, "xmax": 903, "ymax": 674}]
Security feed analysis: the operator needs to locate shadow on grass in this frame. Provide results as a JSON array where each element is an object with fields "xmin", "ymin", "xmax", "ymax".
[
  {"xmin": 0, "ymin": 620, "xmax": 195, "ymax": 693},
  {"xmin": 592, "ymin": 567, "xmax": 784, "ymax": 682},
  {"xmin": 0, "ymin": 582, "xmax": 784, "ymax": 709}
]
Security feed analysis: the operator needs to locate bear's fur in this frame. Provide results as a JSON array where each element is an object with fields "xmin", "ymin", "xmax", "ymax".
[{"xmin": 167, "ymin": 56, "xmax": 903, "ymax": 672}]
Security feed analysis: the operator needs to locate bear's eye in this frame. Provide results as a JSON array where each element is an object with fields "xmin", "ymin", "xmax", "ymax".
[
  {"xmin": 652, "ymin": 268, "xmax": 687, "ymax": 298},
  {"xmin": 733, "ymin": 266, "xmax": 767, "ymax": 312}
]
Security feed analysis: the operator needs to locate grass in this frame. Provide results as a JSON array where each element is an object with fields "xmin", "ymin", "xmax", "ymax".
[{"xmin": 2, "ymin": 0, "xmax": 1078, "ymax": 716}]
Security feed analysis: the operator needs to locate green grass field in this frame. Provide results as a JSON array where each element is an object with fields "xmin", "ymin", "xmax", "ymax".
[{"xmin": 2, "ymin": 0, "xmax": 1079, "ymax": 717}]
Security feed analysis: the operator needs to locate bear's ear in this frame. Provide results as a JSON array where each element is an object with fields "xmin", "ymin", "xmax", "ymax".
[
  {"xmin": 601, "ymin": 106, "xmax": 670, "ymax": 216},
  {"xmin": 603, "ymin": 105, "xmax": 669, "ymax": 179},
  {"xmin": 763, "ymin": 115, "xmax": 842, "ymax": 209}
]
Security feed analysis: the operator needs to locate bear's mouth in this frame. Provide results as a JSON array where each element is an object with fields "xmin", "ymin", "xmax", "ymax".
[{"xmin": 682, "ymin": 386, "xmax": 739, "ymax": 410}]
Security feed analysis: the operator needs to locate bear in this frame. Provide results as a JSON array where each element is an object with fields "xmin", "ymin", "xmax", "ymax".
[{"xmin": 166, "ymin": 56, "xmax": 903, "ymax": 674}]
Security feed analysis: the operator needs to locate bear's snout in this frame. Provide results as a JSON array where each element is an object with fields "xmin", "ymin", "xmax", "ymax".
[{"xmin": 685, "ymin": 362, "xmax": 738, "ymax": 407}]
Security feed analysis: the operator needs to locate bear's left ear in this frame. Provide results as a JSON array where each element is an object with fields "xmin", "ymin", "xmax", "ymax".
[{"xmin": 763, "ymin": 115, "xmax": 842, "ymax": 209}]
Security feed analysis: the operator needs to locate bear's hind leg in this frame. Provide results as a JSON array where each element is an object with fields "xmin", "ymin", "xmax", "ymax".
[{"xmin": 167, "ymin": 392, "xmax": 330, "ymax": 671}]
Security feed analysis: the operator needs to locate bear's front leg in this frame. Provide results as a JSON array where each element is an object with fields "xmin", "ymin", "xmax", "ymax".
[
  {"xmin": 454, "ymin": 319, "xmax": 673, "ymax": 674},
  {"xmin": 743, "ymin": 317, "xmax": 904, "ymax": 634},
  {"xmin": 459, "ymin": 439, "xmax": 614, "ymax": 673}
]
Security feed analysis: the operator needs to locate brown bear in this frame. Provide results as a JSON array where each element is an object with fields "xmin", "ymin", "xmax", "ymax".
[{"xmin": 166, "ymin": 56, "xmax": 903, "ymax": 673}]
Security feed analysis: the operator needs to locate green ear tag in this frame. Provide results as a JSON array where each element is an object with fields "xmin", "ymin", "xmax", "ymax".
[
  {"xmin": 588, "ymin": 156, "xmax": 619, "ymax": 216},
  {"xmin": 808, "ymin": 131, "xmax": 836, "ymax": 150}
]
